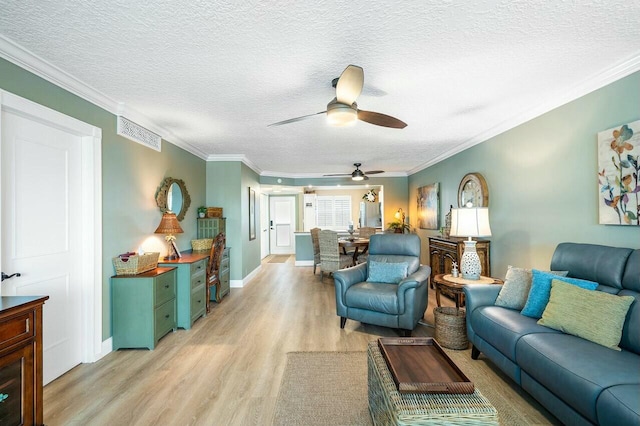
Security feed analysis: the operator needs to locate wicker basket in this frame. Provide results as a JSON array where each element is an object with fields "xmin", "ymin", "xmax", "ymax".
[
  {"xmin": 112, "ymin": 252, "xmax": 159, "ymax": 275},
  {"xmin": 191, "ymin": 238, "xmax": 213, "ymax": 251},
  {"xmin": 434, "ymin": 307, "xmax": 468, "ymax": 350},
  {"xmin": 206, "ymin": 207, "xmax": 223, "ymax": 218}
]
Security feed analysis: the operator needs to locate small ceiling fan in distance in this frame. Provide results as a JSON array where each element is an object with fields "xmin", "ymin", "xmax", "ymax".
[
  {"xmin": 324, "ymin": 163, "xmax": 384, "ymax": 181},
  {"xmin": 268, "ymin": 65, "xmax": 407, "ymax": 129}
]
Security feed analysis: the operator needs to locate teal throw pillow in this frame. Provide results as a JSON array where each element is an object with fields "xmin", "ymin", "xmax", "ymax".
[
  {"xmin": 367, "ymin": 260, "xmax": 409, "ymax": 284},
  {"xmin": 521, "ymin": 270, "xmax": 598, "ymax": 318}
]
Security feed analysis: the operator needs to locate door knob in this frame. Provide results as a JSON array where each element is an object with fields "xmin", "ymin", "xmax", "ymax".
[{"xmin": 1, "ymin": 272, "xmax": 21, "ymax": 282}]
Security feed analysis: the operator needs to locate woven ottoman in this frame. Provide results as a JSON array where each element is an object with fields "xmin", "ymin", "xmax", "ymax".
[{"xmin": 367, "ymin": 342, "xmax": 497, "ymax": 425}]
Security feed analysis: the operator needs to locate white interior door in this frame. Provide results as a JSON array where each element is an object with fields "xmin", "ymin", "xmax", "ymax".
[
  {"xmin": 269, "ymin": 196, "xmax": 296, "ymax": 255},
  {"xmin": 0, "ymin": 93, "xmax": 99, "ymax": 385}
]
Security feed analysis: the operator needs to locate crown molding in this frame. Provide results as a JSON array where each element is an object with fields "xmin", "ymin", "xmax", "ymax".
[
  {"xmin": 409, "ymin": 50, "xmax": 640, "ymax": 175},
  {"xmin": 206, "ymin": 154, "xmax": 263, "ymax": 175},
  {"xmin": 0, "ymin": 34, "xmax": 209, "ymax": 160}
]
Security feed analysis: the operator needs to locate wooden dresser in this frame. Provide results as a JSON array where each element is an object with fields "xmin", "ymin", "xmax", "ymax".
[
  {"xmin": 0, "ymin": 296, "xmax": 48, "ymax": 426},
  {"xmin": 159, "ymin": 251, "xmax": 208, "ymax": 329},
  {"xmin": 428, "ymin": 237, "xmax": 491, "ymax": 286},
  {"xmin": 111, "ymin": 267, "xmax": 177, "ymax": 350}
]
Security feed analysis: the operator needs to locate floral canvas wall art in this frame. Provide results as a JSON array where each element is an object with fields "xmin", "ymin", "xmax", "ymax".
[
  {"xmin": 417, "ymin": 183, "xmax": 439, "ymax": 229},
  {"xmin": 597, "ymin": 120, "xmax": 640, "ymax": 225}
]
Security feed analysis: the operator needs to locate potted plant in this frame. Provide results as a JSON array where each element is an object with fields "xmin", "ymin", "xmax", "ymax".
[
  {"xmin": 197, "ymin": 206, "xmax": 207, "ymax": 218},
  {"xmin": 387, "ymin": 221, "xmax": 411, "ymax": 234}
]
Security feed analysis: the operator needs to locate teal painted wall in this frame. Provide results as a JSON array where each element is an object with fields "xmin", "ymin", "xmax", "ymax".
[
  {"xmin": 0, "ymin": 58, "xmax": 207, "ymax": 340},
  {"xmin": 205, "ymin": 161, "xmax": 261, "ymax": 281},
  {"xmin": 409, "ymin": 71, "xmax": 640, "ymax": 276}
]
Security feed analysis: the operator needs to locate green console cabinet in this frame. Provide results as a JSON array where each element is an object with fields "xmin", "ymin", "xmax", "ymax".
[
  {"xmin": 111, "ymin": 267, "xmax": 177, "ymax": 350},
  {"xmin": 159, "ymin": 251, "xmax": 208, "ymax": 329}
]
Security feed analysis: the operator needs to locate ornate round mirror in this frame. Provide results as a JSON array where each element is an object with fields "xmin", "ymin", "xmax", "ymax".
[{"xmin": 156, "ymin": 177, "xmax": 191, "ymax": 221}]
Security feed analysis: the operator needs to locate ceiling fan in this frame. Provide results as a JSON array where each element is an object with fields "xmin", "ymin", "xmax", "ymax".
[
  {"xmin": 268, "ymin": 65, "xmax": 407, "ymax": 129},
  {"xmin": 324, "ymin": 163, "xmax": 384, "ymax": 181}
]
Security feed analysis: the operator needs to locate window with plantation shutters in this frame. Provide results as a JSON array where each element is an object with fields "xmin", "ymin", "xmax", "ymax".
[{"xmin": 316, "ymin": 195, "xmax": 352, "ymax": 230}]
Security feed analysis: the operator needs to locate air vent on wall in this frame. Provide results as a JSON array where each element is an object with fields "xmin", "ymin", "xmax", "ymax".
[{"xmin": 117, "ymin": 116, "xmax": 161, "ymax": 152}]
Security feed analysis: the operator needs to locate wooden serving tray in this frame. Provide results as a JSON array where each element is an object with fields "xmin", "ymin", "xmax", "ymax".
[{"xmin": 377, "ymin": 337, "xmax": 474, "ymax": 394}]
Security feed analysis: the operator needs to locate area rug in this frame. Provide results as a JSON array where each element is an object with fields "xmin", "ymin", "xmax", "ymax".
[
  {"xmin": 268, "ymin": 255, "xmax": 291, "ymax": 263},
  {"xmin": 272, "ymin": 349, "xmax": 557, "ymax": 425},
  {"xmin": 272, "ymin": 351, "xmax": 371, "ymax": 425}
]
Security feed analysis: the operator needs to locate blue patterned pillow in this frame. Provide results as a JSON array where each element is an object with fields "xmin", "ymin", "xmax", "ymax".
[
  {"xmin": 367, "ymin": 261, "xmax": 409, "ymax": 284},
  {"xmin": 521, "ymin": 270, "xmax": 598, "ymax": 318}
]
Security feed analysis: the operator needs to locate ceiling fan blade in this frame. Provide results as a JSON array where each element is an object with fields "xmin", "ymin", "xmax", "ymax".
[
  {"xmin": 335, "ymin": 65, "xmax": 364, "ymax": 105},
  {"xmin": 357, "ymin": 110, "xmax": 407, "ymax": 129},
  {"xmin": 323, "ymin": 173, "xmax": 351, "ymax": 176},
  {"xmin": 364, "ymin": 170, "xmax": 384, "ymax": 175},
  {"xmin": 267, "ymin": 111, "xmax": 325, "ymax": 127}
]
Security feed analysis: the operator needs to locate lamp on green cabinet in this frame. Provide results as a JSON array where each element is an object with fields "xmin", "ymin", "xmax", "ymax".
[
  {"xmin": 154, "ymin": 212, "xmax": 184, "ymax": 260},
  {"xmin": 449, "ymin": 206, "xmax": 491, "ymax": 280}
]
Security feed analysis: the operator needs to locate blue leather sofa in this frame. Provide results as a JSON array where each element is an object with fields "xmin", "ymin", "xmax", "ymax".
[
  {"xmin": 333, "ymin": 234, "xmax": 430, "ymax": 336},
  {"xmin": 464, "ymin": 243, "xmax": 640, "ymax": 425}
]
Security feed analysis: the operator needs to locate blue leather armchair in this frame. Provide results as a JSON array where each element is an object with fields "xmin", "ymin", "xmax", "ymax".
[{"xmin": 333, "ymin": 234, "xmax": 430, "ymax": 336}]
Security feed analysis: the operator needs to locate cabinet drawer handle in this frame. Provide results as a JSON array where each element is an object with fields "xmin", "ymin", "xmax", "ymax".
[
  {"xmin": 164, "ymin": 284, "xmax": 169, "ymax": 289},
  {"xmin": 197, "ymin": 300, "xmax": 202, "ymax": 303},
  {"xmin": 165, "ymin": 314, "xmax": 170, "ymax": 319}
]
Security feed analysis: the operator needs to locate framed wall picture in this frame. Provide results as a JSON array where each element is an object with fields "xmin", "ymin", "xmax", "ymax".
[
  {"xmin": 597, "ymin": 120, "xmax": 640, "ymax": 225},
  {"xmin": 249, "ymin": 188, "xmax": 257, "ymax": 240},
  {"xmin": 417, "ymin": 183, "xmax": 439, "ymax": 229}
]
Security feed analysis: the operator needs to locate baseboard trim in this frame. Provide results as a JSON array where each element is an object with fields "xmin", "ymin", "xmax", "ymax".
[{"xmin": 295, "ymin": 260, "xmax": 314, "ymax": 267}]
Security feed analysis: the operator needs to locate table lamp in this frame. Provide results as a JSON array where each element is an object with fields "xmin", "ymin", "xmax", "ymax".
[
  {"xmin": 154, "ymin": 212, "xmax": 184, "ymax": 260},
  {"xmin": 449, "ymin": 206, "xmax": 491, "ymax": 280}
]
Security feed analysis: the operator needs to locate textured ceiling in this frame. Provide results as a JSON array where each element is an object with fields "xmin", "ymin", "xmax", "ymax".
[{"xmin": 1, "ymin": 0, "xmax": 639, "ymax": 178}]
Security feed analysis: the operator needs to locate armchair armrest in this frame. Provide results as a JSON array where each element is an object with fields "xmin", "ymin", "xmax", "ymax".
[
  {"xmin": 462, "ymin": 284, "xmax": 501, "ymax": 315},
  {"xmin": 333, "ymin": 263, "xmax": 367, "ymax": 297},
  {"xmin": 397, "ymin": 266, "xmax": 431, "ymax": 315},
  {"xmin": 397, "ymin": 266, "xmax": 431, "ymax": 292}
]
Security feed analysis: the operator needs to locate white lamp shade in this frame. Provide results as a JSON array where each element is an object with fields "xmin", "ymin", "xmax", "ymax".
[{"xmin": 449, "ymin": 207, "xmax": 492, "ymax": 237}]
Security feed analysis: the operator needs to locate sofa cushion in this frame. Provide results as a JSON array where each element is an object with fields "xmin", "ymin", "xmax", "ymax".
[
  {"xmin": 494, "ymin": 266, "xmax": 532, "ymax": 310},
  {"xmin": 521, "ymin": 270, "xmax": 597, "ymax": 319},
  {"xmin": 596, "ymin": 384, "xmax": 640, "ymax": 426},
  {"xmin": 366, "ymin": 260, "xmax": 408, "ymax": 284},
  {"xmin": 469, "ymin": 306, "xmax": 559, "ymax": 362},
  {"xmin": 539, "ymin": 280, "xmax": 635, "ymax": 350},
  {"xmin": 516, "ymin": 333, "xmax": 640, "ymax": 423},
  {"xmin": 622, "ymin": 250, "xmax": 640, "ymax": 292},
  {"xmin": 619, "ymin": 289, "xmax": 640, "ymax": 354},
  {"xmin": 550, "ymin": 242, "xmax": 633, "ymax": 289},
  {"xmin": 345, "ymin": 282, "xmax": 399, "ymax": 315}
]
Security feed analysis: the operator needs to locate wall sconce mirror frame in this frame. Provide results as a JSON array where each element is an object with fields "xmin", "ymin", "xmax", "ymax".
[{"xmin": 155, "ymin": 177, "xmax": 191, "ymax": 221}]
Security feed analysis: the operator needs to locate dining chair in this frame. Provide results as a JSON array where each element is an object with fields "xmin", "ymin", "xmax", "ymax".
[
  {"xmin": 310, "ymin": 227, "xmax": 321, "ymax": 274},
  {"xmin": 206, "ymin": 232, "xmax": 226, "ymax": 313},
  {"xmin": 318, "ymin": 230, "xmax": 353, "ymax": 279},
  {"xmin": 358, "ymin": 227, "xmax": 376, "ymax": 239},
  {"xmin": 354, "ymin": 227, "xmax": 376, "ymax": 264}
]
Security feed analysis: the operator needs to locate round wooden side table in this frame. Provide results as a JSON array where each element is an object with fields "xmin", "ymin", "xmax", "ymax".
[{"xmin": 433, "ymin": 273, "xmax": 503, "ymax": 309}]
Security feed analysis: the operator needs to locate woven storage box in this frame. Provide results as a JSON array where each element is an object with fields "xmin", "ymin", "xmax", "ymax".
[
  {"xmin": 191, "ymin": 238, "xmax": 213, "ymax": 251},
  {"xmin": 112, "ymin": 252, "xmax": 159, "ymax": 275},
  {"xmin": 206, "ymin": 207, "xmax": 223, "ymax": 218},
  {"xmin": 434, "ymin": 307, "xmax": 468, "ymax": 350}
]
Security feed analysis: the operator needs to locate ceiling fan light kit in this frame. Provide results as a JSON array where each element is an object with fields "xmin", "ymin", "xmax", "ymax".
[{"xmin": 326, "ymin": 101, "xmax": 357, "ymax": 126}]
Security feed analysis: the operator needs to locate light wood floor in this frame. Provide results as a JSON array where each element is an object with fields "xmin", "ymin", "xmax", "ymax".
[{"xmin": 44, "ymin": 258, "xmax": 467, "ymax": 425}]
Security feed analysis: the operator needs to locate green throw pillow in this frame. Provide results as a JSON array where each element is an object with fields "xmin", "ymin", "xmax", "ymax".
[
  {"xmin": 366, "ymin": 260, "xmax": 409, "ymax": 284},
  {"xmin": 538, "ymin": 279, "xmax": 635, "ymax": 351}
]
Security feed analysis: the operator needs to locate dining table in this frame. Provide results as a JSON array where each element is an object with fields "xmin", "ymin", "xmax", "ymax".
[{"xmin": 339, "ymin": 237, "xmax": 370, "ymax": 264}]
